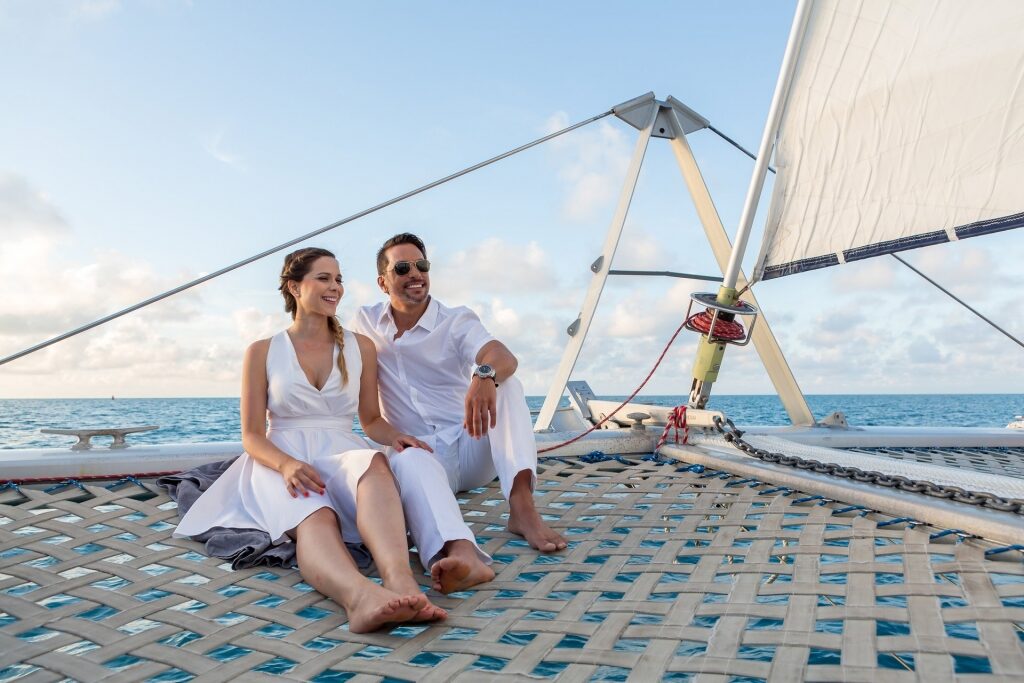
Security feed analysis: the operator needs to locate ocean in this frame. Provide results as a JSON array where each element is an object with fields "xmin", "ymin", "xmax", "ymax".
[{"xmin": 1, "ymin": 394, "xmax": 1021, "ymax": 450}]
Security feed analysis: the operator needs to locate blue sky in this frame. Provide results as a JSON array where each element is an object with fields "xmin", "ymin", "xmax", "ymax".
[{"xmin": 1, "ymin": 0, "xmax": 1021, "ymax": 402}]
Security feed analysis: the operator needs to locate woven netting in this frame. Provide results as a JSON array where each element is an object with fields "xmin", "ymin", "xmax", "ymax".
[
  {"xmin": 1, "ymin": 456, "xmax": 1023, "ymax": 682},
  {"xmin": 842, "ymin": 447, "xmax": 1024, "ymax": 482}
]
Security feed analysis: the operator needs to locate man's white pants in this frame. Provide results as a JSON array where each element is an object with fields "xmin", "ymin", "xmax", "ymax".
[{"xmin": 388, "ymin": 376, "xmax": 537, "ymax": 570}]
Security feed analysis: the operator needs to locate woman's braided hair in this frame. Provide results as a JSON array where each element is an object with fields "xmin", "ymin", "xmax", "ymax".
[{"xmin": 279, "ymin": 247, "xmax": 348, "ymax": 386}]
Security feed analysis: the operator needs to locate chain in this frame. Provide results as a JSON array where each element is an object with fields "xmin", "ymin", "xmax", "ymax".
[{"xmin": 711, "ymin": 415, "xmax": 1024, "ymax": 515}]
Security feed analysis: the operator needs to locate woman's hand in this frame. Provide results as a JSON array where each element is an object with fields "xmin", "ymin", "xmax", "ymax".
[
  {"xmin": 279, "ymin": 457, "xmax": 326, "ymax": 498},
  {"xmin": 393, "ymin": 433, "xmax": 433, "ymax": 453}
]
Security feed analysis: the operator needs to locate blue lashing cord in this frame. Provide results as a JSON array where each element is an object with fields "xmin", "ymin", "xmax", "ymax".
[
  {"xmin": 539, "ymin": 450, "xmax": 633, "ymax": 465},
  {"xmin": 983, "ymin": 544, "xmax": 1024, "ymax": 556},
  {"xmin": 44, "ymin": 479, "xmax": 88, "ymax": 494},
  {"xmin": 759, "ymin": 486, "xmax": 792, "ymax": 496},
  {"xmin": 105, "ymin": 476, "xmax": 151, "ymax": 492},
  {"xmin": 929, "ymin": 529, "xmax": 965, "ymax": 540},
  {"xmin": 793, "ymin": 494, "xmax": 829, "ymax": 505},
  {"xmin": 876, "ymin": 517, "xmax": 919, "ymax": 528},
  {"xmin": 0, "ymin": 481, "xmax": 23, "ymax": 494}
]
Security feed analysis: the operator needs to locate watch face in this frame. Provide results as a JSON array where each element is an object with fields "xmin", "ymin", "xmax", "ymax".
[{"xmin": 476, "ymin": 364, "xmax": 495, "ymax": 377}]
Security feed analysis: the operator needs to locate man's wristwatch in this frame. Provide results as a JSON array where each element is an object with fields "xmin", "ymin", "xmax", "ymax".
[{"xmin": 473, "ymin": 364, "xmax": 498, "ymax": 386}]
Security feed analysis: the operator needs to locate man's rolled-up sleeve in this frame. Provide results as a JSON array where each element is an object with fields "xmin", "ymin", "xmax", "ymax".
[{"xmin": 451, "ymin": 307, "xmax": 496, "ymax": 366}]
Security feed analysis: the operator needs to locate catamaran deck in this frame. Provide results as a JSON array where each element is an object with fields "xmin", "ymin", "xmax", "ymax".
[{"xmin": 2, "ymin": 452, "xmax": 1023, "ymax": 682}]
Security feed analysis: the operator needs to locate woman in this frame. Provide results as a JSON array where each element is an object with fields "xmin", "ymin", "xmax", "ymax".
[{"xmin": 175, "ymin": 247, "xmax": 446, "ymax": 632}]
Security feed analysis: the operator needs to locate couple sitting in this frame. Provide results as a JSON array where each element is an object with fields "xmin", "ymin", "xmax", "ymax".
[{"xmin": 174, "ymin": 233, "xmax": 566, "ymax": 632}]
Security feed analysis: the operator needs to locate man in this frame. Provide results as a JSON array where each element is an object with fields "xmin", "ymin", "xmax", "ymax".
[{"xmin": 352, "ymin": 233, "xmax": 567, "ymax": 593}]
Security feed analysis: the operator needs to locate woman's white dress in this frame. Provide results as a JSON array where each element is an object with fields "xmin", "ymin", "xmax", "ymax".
[{"xmin": 175, "ymin": 330, "xmax": 380, "ymax": 546}]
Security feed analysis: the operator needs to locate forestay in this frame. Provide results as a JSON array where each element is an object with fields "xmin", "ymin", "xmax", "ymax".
[{"xmin": 753, "ymin": 0, "xmax": 1024, "ymax": 281}]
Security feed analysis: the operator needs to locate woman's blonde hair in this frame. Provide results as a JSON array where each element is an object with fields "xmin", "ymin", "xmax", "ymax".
[{"xmin": 279, "ymin": 247, "xmax": 348, "ymax": 386}]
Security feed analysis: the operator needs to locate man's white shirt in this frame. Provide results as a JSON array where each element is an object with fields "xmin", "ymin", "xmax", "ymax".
[{"xmin": 352, "ymin": 297, "xmax": 495, "ymax": 450}]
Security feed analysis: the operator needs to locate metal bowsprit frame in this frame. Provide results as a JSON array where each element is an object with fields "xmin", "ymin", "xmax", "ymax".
[{"xmin": 534, "ymin": 94, "xmax": 815, "ymax": 432}]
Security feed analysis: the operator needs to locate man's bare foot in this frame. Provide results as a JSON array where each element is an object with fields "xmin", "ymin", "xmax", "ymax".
[
  {"xmin": 346, "ymin": 586, "xmax": 429, "ymax": 633},
  {"xmin": 507, "ymin": 470, "xmax": 567, "ymax": 553},
  {"xmin": 430, "ymin": 556, "xmax": 495, "ymax": 594},
  {"xmin": 384, "ymin": 575, "xmax": 448, "ymax": 622},
  {"xmin": 508, "ymin": 508, "xmax": 567, "ymax": 553}
]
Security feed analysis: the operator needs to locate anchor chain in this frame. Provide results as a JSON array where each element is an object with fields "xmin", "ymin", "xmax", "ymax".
[{"xmin": 711, "ymin": 415, "xmax": 1024, "ymax": 515}]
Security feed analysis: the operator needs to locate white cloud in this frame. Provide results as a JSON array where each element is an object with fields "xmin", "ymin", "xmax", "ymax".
[
  {"xmin": 340, "ymin": 279, "xmax": 381, "ymax": 314},
  {"xmin": 71, "ymin": 0, "xmax": 121, "ymax": 20},
  {"xmin": 606, "ymin": 300, "xmax": 659, "ymax": 338},
  {"xmin": 1, "ymin": 313, "xmax": 241, "ymax": 395},
  {"xmin": 544, "ymin": 112, "xmax": 631, "ymax": 222},
  {"xmin": 203, "ymin": 129, "xmax": 246, "ymax": 170},
  {"xmin": 903, "ymin": 336, "xmax": 946, "ymax": 365},
  {"xmin": 0, "ymin": 175, "xmax": 231, "ymax": 395},
  {"xmin": 0, "ymin": 244, "xmax": 203, "ymax": 342},
  {"xmin": 818, "ymin": 309, "xmax": 865, "ymax": 335},
  {"xmin": 831, "ymin": 257, "xmax": 898, "ymax": 292},
  {"xmin": 0, "ymin": 173, "xmax": 68, "ymax": 239},
  {"xmin": 485, "ymin": 298, "xmax": 522, "ymax": 338},
  {"xmin": 913, "ymin": 242, "xmax": 1020, "ymax": 297},
  {"xmin": 233, "ymin": 307, "xmax": 283, "ymax": 343},
  {"xmin": 433, "ymin": 237, "xmax": 558, "ymax": 300}
]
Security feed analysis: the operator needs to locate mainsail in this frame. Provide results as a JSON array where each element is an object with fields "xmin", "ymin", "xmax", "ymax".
[{"xmin": 753, "ymin": 0, "xmax": 1024, "ymax": 282}]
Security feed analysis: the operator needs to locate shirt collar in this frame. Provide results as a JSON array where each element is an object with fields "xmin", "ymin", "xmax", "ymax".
[
  {"xmin": 417, "ymin": 297, "xmax": 440, "ymax": 332},
  {"xmin": 379, "ymin": 296, "xmax": 440, "ymax": 333}
]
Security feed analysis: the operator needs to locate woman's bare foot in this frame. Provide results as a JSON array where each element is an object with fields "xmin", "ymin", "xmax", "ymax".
[
  {"xmin": 430, "ymin": 555, "xmax": 495, "ymax": 594},
  {"xmin": 346, "ymin": 586, "xmax": 429, "ymax": 633},
  {"xmin": 383, "ymin": 575, "xmax": 448, "ymax": 622}
]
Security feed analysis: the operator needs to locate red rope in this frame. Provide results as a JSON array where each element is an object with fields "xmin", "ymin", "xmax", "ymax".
[
  {"xmin": 685, "ymin": 309, "xmax": 745, "ymax": 341},
  {"xmin": 655, "ymin": 405, "xmax": 689, "ymax": 449},
  {"xmin": 4, "ymin": 471, "xmax": 181, "ymax": 486},
  {"xmin": 538, "ymin": 315, "xmax": 692, "ymax": 454}
]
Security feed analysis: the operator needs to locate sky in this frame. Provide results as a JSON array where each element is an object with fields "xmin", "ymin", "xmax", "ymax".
[{"xmin": 0, "ymin": 0, "xmax": 1021, "ymax": 406}]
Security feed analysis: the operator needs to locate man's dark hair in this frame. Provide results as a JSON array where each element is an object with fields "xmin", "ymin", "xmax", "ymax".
[{"xmin": 376, "ymin": 233, "xmax": 427, "ymax": 275}]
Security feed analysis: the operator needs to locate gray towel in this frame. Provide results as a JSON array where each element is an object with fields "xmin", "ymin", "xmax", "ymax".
[{"xmin": 157, "ymin": 458, "xmax": 372, "ymax": 571}]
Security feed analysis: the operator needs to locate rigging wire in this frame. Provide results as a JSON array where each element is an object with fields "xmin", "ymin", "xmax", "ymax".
[
  {"xmin": 890, "ymin": 253, "xmax": 1023, "ymax": 351},
  {"xmin": 707, "ymin": 124, "xmax": 776, "ymax": 174},
  {"xmin": 0, "ymin": 109, "xmax": 614, "ymax": 367}
]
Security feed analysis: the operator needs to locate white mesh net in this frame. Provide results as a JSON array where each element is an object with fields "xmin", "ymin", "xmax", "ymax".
[{"xmin": 692, "ymin": 433, "xmax": 1024, "ymax": 501}]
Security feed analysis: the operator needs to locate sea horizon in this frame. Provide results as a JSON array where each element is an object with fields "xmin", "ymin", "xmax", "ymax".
[{"xmin": 2, "ymin": 393, "xmax": 1022, "ymax": 451}]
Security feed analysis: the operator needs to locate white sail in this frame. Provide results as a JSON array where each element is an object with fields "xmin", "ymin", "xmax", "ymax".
[{"xmin": 754, "ymin": 0, "xmax": 1024, "ymax": 281}]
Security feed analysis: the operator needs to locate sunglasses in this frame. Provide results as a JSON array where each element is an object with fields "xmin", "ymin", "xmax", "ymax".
[{"xmin": 389, "ymin": 259, "xmax": 431, "ymax": 276}]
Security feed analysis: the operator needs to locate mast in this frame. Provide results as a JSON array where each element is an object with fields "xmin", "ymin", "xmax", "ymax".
[{"xmin": 687, "ymin": 0, "xmax": 814, "ymax": 409}]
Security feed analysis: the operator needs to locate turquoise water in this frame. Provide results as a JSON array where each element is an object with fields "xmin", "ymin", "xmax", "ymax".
[{"xmin": 1, "ymin": 394, "xmax": 1021, "ymax": 450}]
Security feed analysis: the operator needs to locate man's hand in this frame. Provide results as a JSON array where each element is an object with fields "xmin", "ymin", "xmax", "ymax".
[
  {"xmin": 393, "ymin": 433, "xmax": 433, "ymax": 452},
  {"xmin": 464, "ymin": 377, "xmax": 498, "ymax": 438},
  {"xmin": 279, "ymin": 457, "xmax": 326, "ymax": 498}
]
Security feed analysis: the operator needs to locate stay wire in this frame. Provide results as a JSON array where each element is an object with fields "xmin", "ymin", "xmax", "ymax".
[
  {"xmin": 0, "ymin": 109, "xmax": 614, "ymax": 367},
  {"xmin": 707, "ymin": 124, "xmax": 776, "ymax": 174},
  {"xmin": 890, "ymin": 253, "xmax": 1023, "ymax": 350}
]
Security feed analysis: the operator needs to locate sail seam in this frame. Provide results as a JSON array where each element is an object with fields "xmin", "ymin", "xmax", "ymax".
[{"xmin": 763, "ymin": 209, "xmax": 1024, "ymax": 280}]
